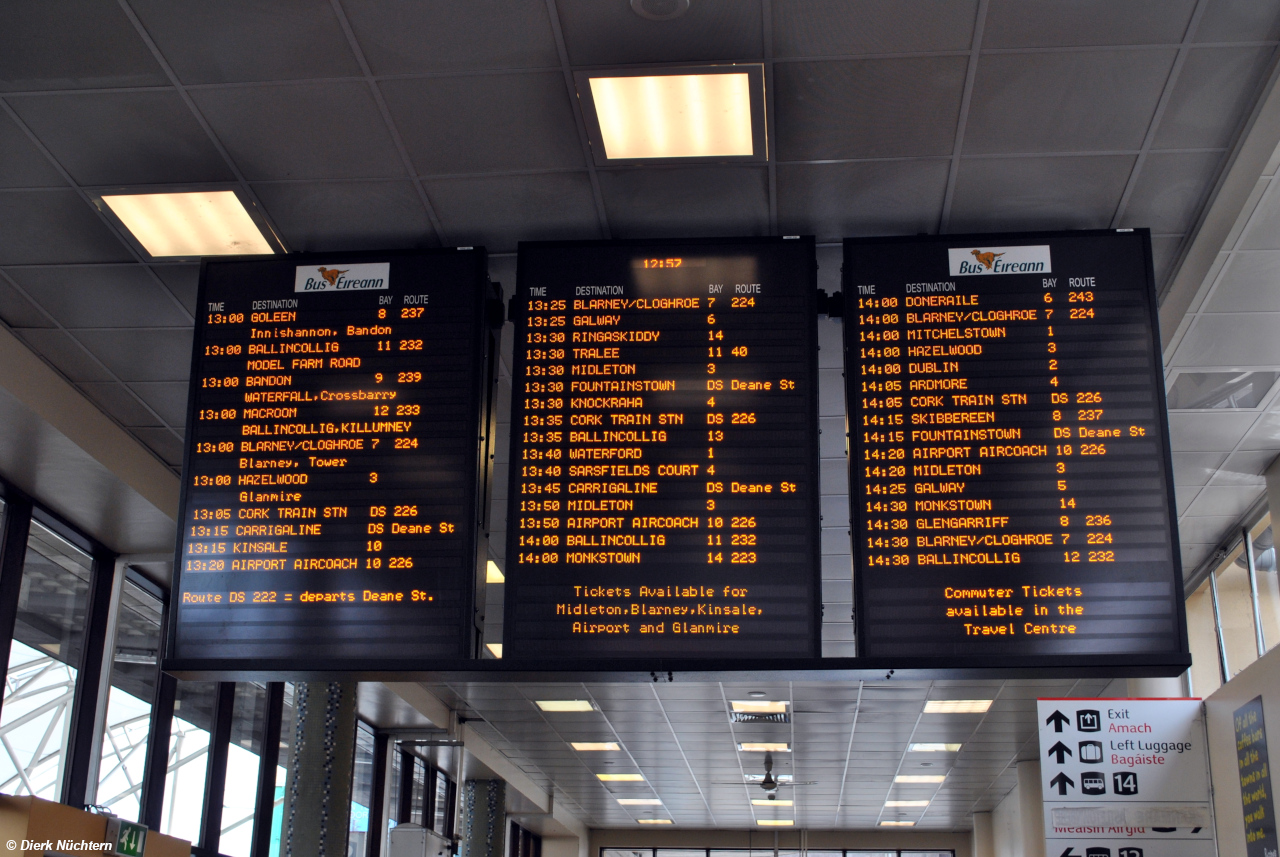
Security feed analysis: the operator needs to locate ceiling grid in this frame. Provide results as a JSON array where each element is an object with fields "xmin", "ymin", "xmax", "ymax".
[
  {"xmin": 544, "ymin": 0, "xmax": 613, "ymax": 238},
  {"xmin": 1108, "ymin": 0, "xmax": 1211, "ymax": 227},
  {"xmin": 113, "ymin": 0, "xmax": 292, "ymax": 250},
  {"xmin": 425, "ymin": 678, "xmax": 1114, "ymax": 831},
  {"xmin": 325, "ymin": 0, "xmax": 449, "ymax": 246},
  {"xmin": 761, "ymin": 0, "xmax": 778, "ymax": 234},
  {"xmin": 938, "ymin": 0, "xmax": 990, "ymax": 234}
]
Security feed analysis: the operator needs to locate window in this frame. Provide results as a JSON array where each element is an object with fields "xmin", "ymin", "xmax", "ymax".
[
  {"xmin": 351, "ymin": 722, "xmax": 376, "ymax": 857},
  {"xmin": 1185, "ymin": 575, "xmax": 1221, "ymax": 696},
  {"xmin": 221, "ymin": 682, "xmax": 268, "ymax": 857},
  {"xmin": 1254, "ymin": 527, "xmax": 1280, "ymax": 652},
  {"xmin": 1218, "ymin": 548, "xmax": 1264, "ymax": 676},
  {"xmin": 94, "ymin": 578, "xmax": 163, "ymax": 820},
  {"xmin": 432, "ymin": 768, "xmax": 453, "ymax": 834},
  {"xmin": 0, "ymin": 520, "xmax": 94, "ymax": 800},
  {"xmin": 387, "ymin": 745, "xmax": 402, "ymax": 831},
  {"xmin": 161, "ymin": 681, "xmax": 218, "ymax": 842},
  {"xmin": 606, "ymin": 851, "xmax": 953, "ymax": 857},
  {"xmin": 510, "ymin": 821, "xmax": 541, "ymax": 857},
  {"xmin": 414, "ymin": 757, "xmax": 429, "ymax": 826}
]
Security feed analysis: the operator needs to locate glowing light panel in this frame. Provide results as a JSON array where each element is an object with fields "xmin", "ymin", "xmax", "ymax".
[{"xmin": 589, "ymin": 73, "xmax": 753, "ymax": 160}]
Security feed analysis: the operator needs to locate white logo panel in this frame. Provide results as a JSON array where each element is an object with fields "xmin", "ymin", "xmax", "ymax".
[
  {"xmin": 294, "ymin": 262, "xmax": 390, "ymax": 293},
  {"xmin": 948, "ymin": 245, "xmax": 1052, "ymax": 276}
]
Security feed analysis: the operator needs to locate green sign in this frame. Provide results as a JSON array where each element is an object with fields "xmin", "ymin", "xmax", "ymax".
[{"xmin": 106, "ymin": 818, "xmax": 147, "ymax": 857}]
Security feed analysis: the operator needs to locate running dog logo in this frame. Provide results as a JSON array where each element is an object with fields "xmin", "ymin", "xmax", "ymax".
[
  {"xmin": 317, "ymin": 267, "xmax": 348, "ymax": 286},
  {"xmin": 970, "ymin": 250, "xmax": 1004, "ymax": 270}
]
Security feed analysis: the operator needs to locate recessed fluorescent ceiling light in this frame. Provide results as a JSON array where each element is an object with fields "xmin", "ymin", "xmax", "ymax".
[
  {"xmin": 909, "ymin": 743, "xmax": 962, "ymax": 752},
  {"xmin": 589, "ymin": 73, "xmax": 753, "ymax": 160},
  {"xmin": 484, "ymin": 643, "xmax": 502, "ymax": 658},
  {"xmin": 636, "ymin": 819, "xmax": 672, "ymax": 825},
  {"xmin": 757, "ymin": 820, "xmax": 793, "ymax": 827},
  {"xmin": 752, "ymin": 799, "xmax": 793, "ymax": 806},
  {"xmin": 880, "ymin": 821, "xmax": 916, "ymax": 827},
  {"xmin": 485, "ymin": 561, "xmax": 505, "ymax": 583},
  {"xmin": 102, "ymin": 191, "xmax": 273, "ymax": 257},
  {"xmin": 731, "ymin": 700, "xmax": 788, "ymax": 714},
  {"xmin": 536, "ymin": 700, "xmax": 594, "ymax": 712},
  {"xmin": 923, "ymin": 699, "xmax": 992, "ymax": 714},
  {"xmin": 739, "ymin": 742, "xmax": 790, "ymax": 752},
  {"xmin": 571, "ymin": 742, "xmax": 619, "ymax": 751},
  {"xmin": 617, "ymin": 798, "xmax": 662, "ymax": 806},
  {"xmin": 895, "ymin": 775, "xmax": 946, "ymax": 784},
  {"xmin": 886, "ymin": 800, "xmax": 931, "ymax": 807},
  {"xmin": 598, "ymin": 773, "xmax": 644, "ymax": 782}
]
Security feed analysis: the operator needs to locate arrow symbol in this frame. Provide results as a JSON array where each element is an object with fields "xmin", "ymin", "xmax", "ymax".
[
  {"xmin": 1046, "ymin": 710, "xmax": 1071, "ymax": 732},
  {"xmin": 1050, "ymin": 772, "xmax": 1075, "ymax": 795},
  {"xmin": 1047, "ymin": 741, "xmax": 1073, "ymax": 764},
  {"xmin": 1058, "ymin": 848, "xmax": 1078, "ymax": 857}
]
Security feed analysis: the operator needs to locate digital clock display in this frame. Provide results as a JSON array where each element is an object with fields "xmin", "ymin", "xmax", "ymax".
[
  {"xmin": 503, "ymin": 237, "xmax": 821, "ymax": 660},
  {"xmin": 166, "ymin": 250, "xmax": 493, "ymax": 672},
  {"xmin": 845, "ymin": 230, "xmax": 1188, "ymax": 667}
]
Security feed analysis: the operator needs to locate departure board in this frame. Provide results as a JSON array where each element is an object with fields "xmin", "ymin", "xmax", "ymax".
[
  {"xmin": 504, "ymin": 238, "xmax": 821, "ymax": 660},
  {"xmin": 845, "ymin": 230, "xmax": 1186, "ymax": 665},
  {"xmin": 169, "ymin": 250, "xmax": 492, "ymax": 670}
]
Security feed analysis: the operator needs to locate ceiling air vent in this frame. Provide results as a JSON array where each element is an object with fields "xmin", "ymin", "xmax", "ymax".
[{"xmin": 731, "ymin": 711, "xmax": 790, "ymax": 724}]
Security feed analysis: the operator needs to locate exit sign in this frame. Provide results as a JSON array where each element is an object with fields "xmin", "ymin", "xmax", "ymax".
[{"xmin": 105, "ymin": 818, "xmax": 147, "ymax": 857}]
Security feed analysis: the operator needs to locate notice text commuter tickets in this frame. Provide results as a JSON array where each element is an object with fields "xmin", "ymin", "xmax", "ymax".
[
  {"xmin": 845, "ymin": 230, "xmax": 1187, "ymax": 664},
  {"xmin": 505, "ymin": 238, "xmax": 821, "ymax": 659},
  {"xmin": 170, "ymin": 250, "xmax": 491, "ymax": 668}
]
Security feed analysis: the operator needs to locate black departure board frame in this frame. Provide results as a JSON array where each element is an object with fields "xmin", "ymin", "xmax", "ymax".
[
  {"xmin": 164, "ymin": 249, "xmax": 495, "ymax": 676},
  {"xmin": 502, "ymin": 237, "xmax": 822, "ymax": 662},
  {"xmin": 844, "ymin": 229, "xmax": 1189, "ymax": 670}
]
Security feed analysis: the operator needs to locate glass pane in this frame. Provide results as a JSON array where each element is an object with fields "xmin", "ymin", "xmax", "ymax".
[
  {"xmin": 412, "ymin": 759, "xmax": 427, "ymax": 826},
  {"xmin": 222, "ymin": 683, "xmax": 267, "ymax": 857},
  {"xmin": 1219, "ymin": 555, "xmax": 1262, "ymax": 677},
  {"xmin": 95, "ymin": 579, "xmax": 163, "ymax": 820},
  {"xmin": 0, "ymin": 520, "xmax": 94, "ymax": 799},
  {"xmin": 1185, "ymin": 576, "xmax": 1221, "ymax": 697},
  {"xmin": 1244, "ymin": 526, "xmax": 1280, "ymax": 653},
  {"xmin": 387, "ymin": 748, "xmax": 401, "ymax": 828},
  {"xmin": 350, "ymin": 722, "xmax": 376, "ymax": 857},
  {"xmin": 432, "ymin": 770, "xmax": 448, "ymax": 832},
  {"xmin": 161, "ymin": 681, "xmax": 218, "ymax": 842},
  {"xmin": 603, "ymin": 850, "xmax": 652, "ymax": 857},
  {"xmin": 268, "ymin": 683, "xmax": 296, "ymax": 857}
]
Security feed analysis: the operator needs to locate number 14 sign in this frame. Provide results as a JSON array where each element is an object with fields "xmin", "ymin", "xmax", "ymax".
[{"xmin": 1037, "ymin": 699, "xmax": 1215, "ymax": 857}]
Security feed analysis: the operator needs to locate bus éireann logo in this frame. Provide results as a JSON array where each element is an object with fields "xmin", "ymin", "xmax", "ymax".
[
  {"xmin": 948, "ymin": 245, "xmax": 1051, "ymax": 277},
  {"xmin": 294, "ymin": 262, "xmax": 390, "ymax": 292}
]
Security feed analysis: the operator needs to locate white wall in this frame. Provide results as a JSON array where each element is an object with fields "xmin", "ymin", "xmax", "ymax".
[{"xmin": 1204, "ymin": 643, "xmax": 1280, "ymax": 857}]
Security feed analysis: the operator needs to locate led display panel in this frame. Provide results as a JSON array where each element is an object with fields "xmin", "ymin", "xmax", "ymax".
[
  {"xmin": 845, "ymin": 230, "xmax": 1187, "ymax": 666},
  {"xmin": 169, "ymin": 250, "xmax": 492, "ymax": 670},
  {"xmin": 505, "ymin": 238, "xmax": 821, "ymax": 660}
]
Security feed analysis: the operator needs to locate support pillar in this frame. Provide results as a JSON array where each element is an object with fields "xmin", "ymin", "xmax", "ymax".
[
  {"xmin": 1017, "ymin": 759, "xmax": 1045, "ymax": 857},
  {"xmin": 459, "ymin": 779, "xmax": 506, "ymax": 857},
  {"xmin": 282, "ymin": 682, "xmax": 358, "ymax": 857},
  {"xmin": 971, "ymin": 810, "xmax": 994, "ymax": 857}
]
